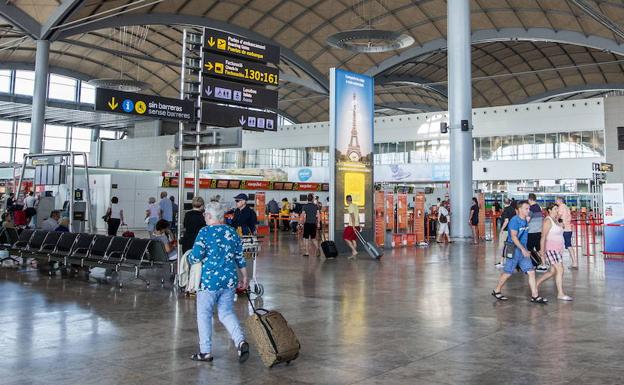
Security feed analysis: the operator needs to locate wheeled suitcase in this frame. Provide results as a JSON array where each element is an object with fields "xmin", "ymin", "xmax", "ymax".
[
  {"xmin": 245, "ymin": 294, "xmax": 300, "ymax": 368},
  {"xmin": 320, "ymin": 236, "xmax": 338, "ymax": 259},
  {"xmin": 355, "ymin": 228, "xmax": 383, "ymax": 260}
]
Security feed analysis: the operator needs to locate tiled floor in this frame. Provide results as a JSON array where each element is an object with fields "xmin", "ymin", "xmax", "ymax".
[{"xmin": 1, "ymin": 235, "xmax": 623, "ymax": 385}]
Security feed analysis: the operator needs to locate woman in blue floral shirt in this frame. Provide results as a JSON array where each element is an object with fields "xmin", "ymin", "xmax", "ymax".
[{"xmin": 188, "ymin": 202, "xmax": 250, "ymax": 363}]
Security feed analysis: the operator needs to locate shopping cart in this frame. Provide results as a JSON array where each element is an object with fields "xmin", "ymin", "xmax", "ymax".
[{"xmin": 240, "ymin": 236, "xmax": 264, "ymax": 298}]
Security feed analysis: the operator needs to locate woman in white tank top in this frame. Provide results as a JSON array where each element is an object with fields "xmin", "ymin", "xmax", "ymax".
[{"xmin": 536, "ymin": 203, "xmax": 572, "ymax": 301}]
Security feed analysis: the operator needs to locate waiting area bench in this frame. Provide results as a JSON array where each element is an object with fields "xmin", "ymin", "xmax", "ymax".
[{"xmin": 0, "ymin": 228, "xmax": 171, "ymax": 288}]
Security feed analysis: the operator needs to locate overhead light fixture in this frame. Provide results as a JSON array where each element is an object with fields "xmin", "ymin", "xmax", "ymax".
[
  {"xmin": 88, "ymin": 78, "xmax": 151, "ymax": 92},
  {"xmin": 327, "ymin": 29, "xmax": 414, "ymax": 53}
]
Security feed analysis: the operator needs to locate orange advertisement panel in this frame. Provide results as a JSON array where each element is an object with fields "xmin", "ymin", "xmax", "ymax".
[
  {"xmin": 255, "ymin": 192, "xmax": 266, "ymax": 222},
  {"xmin": 478, "ymin": 193, "xmax": 486, "ymax": 240},
  {"xmin": 375, "ymin": 190, "xmax": 385, "ymax": 246},
  {"xmin": 385, "ymin": 192, "xmax": 395, "ymax": 233},
  {"xmin": 397, "ymin": 193, "xmax": 408, "ymax": 231},
  {"xmin": 414, "ymin": 193, "xmax": 426, "ymax": 243},
  {"xmin": 244, "ymin": 180, "xmax": 271, "ymax": 190}
]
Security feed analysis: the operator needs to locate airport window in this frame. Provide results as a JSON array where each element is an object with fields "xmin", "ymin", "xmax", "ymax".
[
  {"xmin": 0, "ymin": 120, "xmax": 14, "ymax": 163},
  {"xmin": 0, "ymin": 70, "xmax": 11, "ymax": 93},
  {"xmin": 14, "ymin": 70, "xmax": 35, "ymax": 96},
  {"xmin": 44, "ymin": 125, "xmax": 68, "ymax": 152},
  {"xmin": 80, "ymin": 82, "xmax": 95, "ymax": 104},
  {"xmin": 48, "ymin": 74, "xmax": 77, "ymax": 102}
]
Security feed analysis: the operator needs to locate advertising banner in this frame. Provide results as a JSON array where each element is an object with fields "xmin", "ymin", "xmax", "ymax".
[
  {"xmin": 385, "ymin": 193, "xmax": 395, "ymax": 233},
  {"xmin": 603, "ymin": 183, "xmax": 624, "ymax": 254},
  {"xmin": 374, "ymin": 163, "xmax": 450, "ymax": 182},
  {"xmin": 255, "ymin": 192, "xmax": 266, "ymax": 222},
  {"xmin": 329, "ymin": 68, "xmax": 375, "ymax": 245},
  {"xmin": 375, "ymin": 190, "xmax": 385, "ymax": 246}
]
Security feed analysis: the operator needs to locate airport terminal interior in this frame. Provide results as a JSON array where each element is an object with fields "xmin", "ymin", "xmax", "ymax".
[{"xmin": 2, "ymin": 1, "xmax": 624, "ymax": 384}]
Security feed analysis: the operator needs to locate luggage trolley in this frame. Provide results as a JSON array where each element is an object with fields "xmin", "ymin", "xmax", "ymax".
[{"xmin": 242, "ymin": 236, "xmax": 264, "ymax": 297}]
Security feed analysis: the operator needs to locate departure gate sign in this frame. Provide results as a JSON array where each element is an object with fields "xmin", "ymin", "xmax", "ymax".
[
  {"xmin": 203, "ymin": 28, "xmax": 280, "ymax": 64},
  {"xmin": 203, "ymin": 52, "xmax": 279, "ymax": 87},
  {"xmin": 95, "ymin": 88, "xmax": 195, "ymax": 122}
]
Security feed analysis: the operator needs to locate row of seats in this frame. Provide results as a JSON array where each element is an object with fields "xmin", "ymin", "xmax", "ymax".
[{"xmin": 0, "ymin": 228, "xmax": 171, "ymax": 287}]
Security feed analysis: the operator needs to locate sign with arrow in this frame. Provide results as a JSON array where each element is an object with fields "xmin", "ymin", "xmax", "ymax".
[
  {"xmin": 202, "ymin": 77, "xmax": 278, "ymax": 110},
  {"xmin": 95, "ymin": 88, "xmax": 195, "ymax": 122},
  {"xmin": 201, "ymin": 102, "xmax": 277, "ymax": 131},
  {"xmin": 203, "ymin": 28, "xmax": 280, "ymax": 64},
  {"xmin": 203, "ymin": 52, "xmax": 278, "ymax": 87}
]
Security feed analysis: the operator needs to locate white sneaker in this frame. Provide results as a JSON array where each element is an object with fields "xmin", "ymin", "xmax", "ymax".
[
  {"xmin": 494, "ymin": 263, "xmax": 503, "ymax": 269},
  {"xmin": 536, "ymin": 265, "xmax": 549, "ymax": 272}
]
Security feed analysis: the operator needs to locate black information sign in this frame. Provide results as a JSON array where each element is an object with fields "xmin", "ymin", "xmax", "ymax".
[
  {"xmin": 95, "ymin": 88, "xmax": 195, "ymax": 122},
  {"xmin": 201, "ymin": 102, "xmax": 277, "ymax": 131},
  {"xmin": 202, "ymin": 77, "xmax": 278, "ymax": 110},
  {"xmin": 203, "ymin": 52, "xmax": 278, "ymax": 87},
  {"xmin": 203, "ymin": 28, "xmax": 280, "ymax": 64}
]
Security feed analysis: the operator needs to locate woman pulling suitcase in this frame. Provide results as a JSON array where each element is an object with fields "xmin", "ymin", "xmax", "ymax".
[{"xmin": 187, "ymin": 202, "xmax": 250, "ymax": 363}]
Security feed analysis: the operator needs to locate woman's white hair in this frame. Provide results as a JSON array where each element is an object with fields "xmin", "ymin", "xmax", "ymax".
[{"xmin": 205, "ymin": 202, "xmax": 224, "ymax": 222}]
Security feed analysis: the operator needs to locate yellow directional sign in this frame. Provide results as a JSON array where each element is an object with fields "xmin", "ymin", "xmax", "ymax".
[
  {"xmin": 135, "ymin": 100, "xmax": 147, "ymax": 114},
  {"xmin": 108, "ymin": 97, "xmax": 118, "ymax": 110},
  {"xmin": 203, "ymin": 28, "xmax": 280, "ymax": 64},
  {"xmin": 203, "ymin": 52, "xmax": 278, "ymax": 87}
]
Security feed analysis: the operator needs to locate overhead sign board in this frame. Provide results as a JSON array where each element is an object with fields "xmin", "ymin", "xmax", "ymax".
[
  {"xmin": 201, "ymin": 102, "xmax": 277, "ymax": 131},
  {"xmin": 95, "ymin": 88, "xmax": 195, "ymax": 122},
  {"xmin": 203, "ymin": 52, "xmax": 279, "ymax": 87},
  {"xmin": 203, "ymin": 28, "xmax": 280, "ymax": 64},
  {"xmin": 202, "ymin": 77, "xmax": 278, "ymax": 110}
]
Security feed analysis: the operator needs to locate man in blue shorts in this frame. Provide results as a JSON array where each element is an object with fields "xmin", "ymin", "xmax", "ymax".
[{"xmin": 491, "ymin": 201, "xmax": 547, "ymax": 303}]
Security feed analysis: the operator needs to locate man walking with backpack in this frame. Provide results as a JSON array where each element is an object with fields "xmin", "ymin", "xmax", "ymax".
[{"xmin": 437, "ymin": 201, "xmax": 450, "ymax": 244}]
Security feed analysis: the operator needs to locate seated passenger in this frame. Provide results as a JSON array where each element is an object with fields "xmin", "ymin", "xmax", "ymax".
[
  {"xmin": 152, "ymin": 219, "xmax": 177, "ymax": 261},
  {"xmin": 41, "ymin": 210, "xmax": 61, "ymax": 231},
  {"xmin": 55, "ymin": 217, "xmax": 70, "ymax": 232}
]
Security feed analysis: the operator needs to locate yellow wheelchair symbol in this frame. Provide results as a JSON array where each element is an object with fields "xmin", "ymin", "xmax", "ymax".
[{"xmin": 135, "ymin": 101, "xmax": 147, "ymax": 114}]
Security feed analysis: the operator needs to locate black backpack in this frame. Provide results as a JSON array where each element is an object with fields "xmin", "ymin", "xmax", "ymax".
[{"xmin": 439, "ymin": 213, "xmax": 447, "ymax": 224}]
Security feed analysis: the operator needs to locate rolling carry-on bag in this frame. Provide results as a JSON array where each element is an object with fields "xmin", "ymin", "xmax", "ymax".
[
  {"xmin": 246, "ymin": 293, "xmax": 300, "ymax": 368},
  {"xmin": 320, "ymin": 232, "xmax": 338, "ymax": 259},
  {"xmin": 355, "ymin": 228, "xmax": 383, "ymax": 260}
]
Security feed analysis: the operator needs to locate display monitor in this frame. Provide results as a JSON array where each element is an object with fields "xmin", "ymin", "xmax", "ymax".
[
  {"xmin": 273, "ymin": 182, "xmax": 284, "ymax": 190},
  {"xmin": 283, "ymin": 182, "xmax": 293, "ymax": 190},
  {"xmin": 216, "ymin": 180, "xmax": 229, "ymax": 189},
  {"xmin": 228, "ymin": 180, "xmax": 241, "ymax": 189}
]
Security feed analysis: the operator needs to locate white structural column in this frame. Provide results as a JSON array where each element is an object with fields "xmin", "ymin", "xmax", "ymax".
[
  {"xmin": 29, "ymin": 40, "xmax": 50, "ymax": 154},
  {"xmin": 447, "ymin": 0, "xmax": 474, "ymax": 238}
]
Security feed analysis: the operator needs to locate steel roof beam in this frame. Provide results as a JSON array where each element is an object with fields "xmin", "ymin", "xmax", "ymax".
[
  {"xmin": 520, "ymin": 84, "xmax": 624, "ymax": 103},
  {"xmin": 59, "ymin": 39, "xmax": 180, "ymax": 67},
  {"xmin": 0, "ymin": 3, "xmax": 41, "ymax": 39},
  {"xmin": 366, "ymin": 28, "xmax": 624, "ymax": 78},
  {"xmin": 376, "ymin": 74, "xmax": 448, "ymax": 98},
  {"xmin": 41, "ymin": 0, "xmax": 87, "ymax": 40},
  {"xmin": 375, "ymin": 102, "xmax": 443, "ymax": 113},
  {"xmin": 54, "ymin": 12, "xmax": 330, "ymax": 94},
  {"xmin": 569, "ymin": 0, "xmax": 624, "ymax": 42}
]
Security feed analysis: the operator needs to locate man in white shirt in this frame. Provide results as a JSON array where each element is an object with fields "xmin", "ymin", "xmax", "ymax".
[
  {"xmin": 23, "ymin": 191, "xmax": 38, "ymax": 227},
  {"xmin": 41, "ymin": 210, "xmax": 61, "ymax": 231}
]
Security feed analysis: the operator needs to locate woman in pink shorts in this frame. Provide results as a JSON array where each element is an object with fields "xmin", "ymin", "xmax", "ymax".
[{"xmin": 536, "ymin": 203, "xmax": 573, "ymax": 301}]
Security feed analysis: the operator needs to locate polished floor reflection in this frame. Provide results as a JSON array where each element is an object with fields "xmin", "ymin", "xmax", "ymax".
[{"xmin": 1, "ymin": 236, "xmax": 623, "ymax": 385}]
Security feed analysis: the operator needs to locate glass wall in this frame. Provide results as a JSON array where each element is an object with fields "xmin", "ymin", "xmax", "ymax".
[
  {"xmin": 474, "ymin": 130, "xmax": 604, "ymax": 161},
  {"xmin": 0, "ymin": 119, "xmax": 120, "ymax": 164}
]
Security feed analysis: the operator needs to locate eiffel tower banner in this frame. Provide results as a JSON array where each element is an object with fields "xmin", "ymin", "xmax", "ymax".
[{"xmin": 329, "ymin": 68, "xmax": 375, "ymax": 249}]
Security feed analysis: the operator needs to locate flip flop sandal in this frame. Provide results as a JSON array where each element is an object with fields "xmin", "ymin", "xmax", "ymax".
[
  {"xmin": 191, "ymin": 353, "xmax": 213, "ymax": 362},
  {"xmin": 530, "ymin": 296, "xmax": 548, "ymax": 304},
  {"xmin": 491, "ymin": 291, "xmax": 508, "ymax": 301}
]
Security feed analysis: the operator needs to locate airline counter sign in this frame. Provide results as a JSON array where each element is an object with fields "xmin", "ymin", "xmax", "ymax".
[
  {"xmin": 203, "ymin": 28, "xmax": 280, "ymax": 64},
  {"xmin": 95, "ymin": 89, "xmax": 195, "ymax": 122}
]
